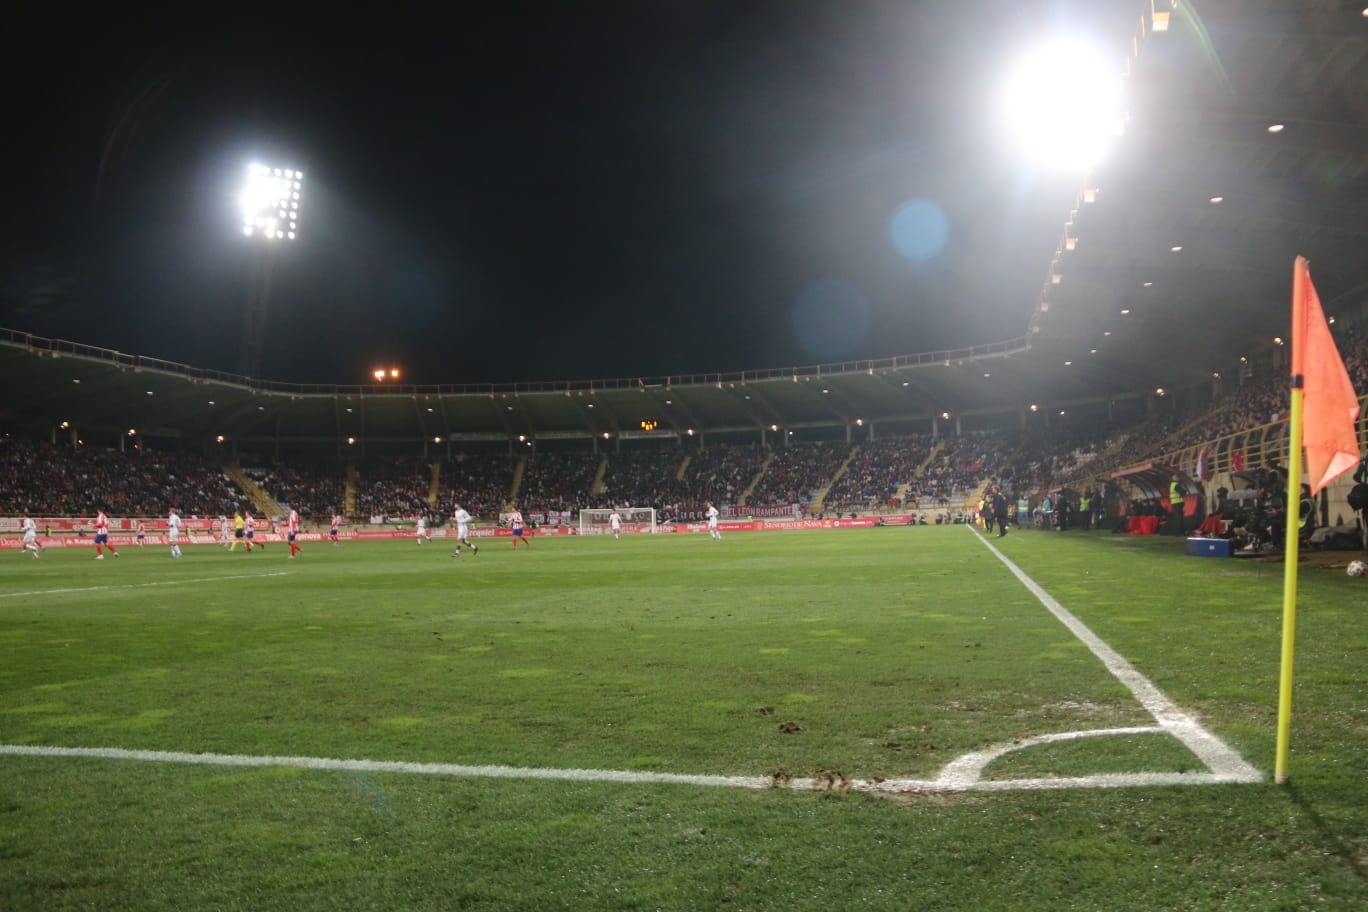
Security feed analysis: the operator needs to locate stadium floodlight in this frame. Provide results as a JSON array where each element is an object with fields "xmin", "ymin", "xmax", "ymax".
[
  {"xmin": 240, "ymin": 163, "xmax": 304, "ymax": 240},
  {"xmin": 237, "ymin": 161, "xmax": 305, "ymax": 378},
  {"xmin": 997, "ymin": 36, "xmax": 1124, "ymax": 173}
]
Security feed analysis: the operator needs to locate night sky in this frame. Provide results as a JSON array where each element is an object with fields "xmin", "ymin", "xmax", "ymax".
[{"xmin": 3, "ymin": 1, "xmax": 1125, "ymax": 385}]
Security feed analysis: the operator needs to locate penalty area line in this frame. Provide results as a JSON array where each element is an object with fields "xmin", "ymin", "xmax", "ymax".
[{"xmin": 0, "ymin": 572, "xmax": 290, "ymax": 600}]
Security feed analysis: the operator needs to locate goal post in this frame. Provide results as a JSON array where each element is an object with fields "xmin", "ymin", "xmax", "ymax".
[{"xmin": 578, "ymin": 507, "xmax": 658, "ymax": 535}]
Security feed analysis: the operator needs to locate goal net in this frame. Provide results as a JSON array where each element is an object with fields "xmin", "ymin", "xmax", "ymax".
[{"xmin": 578, "ymin": 507, "xmax": 658, "ymax": 535}]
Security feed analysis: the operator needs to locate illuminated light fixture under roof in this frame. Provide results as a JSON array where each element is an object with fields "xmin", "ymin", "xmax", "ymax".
[
  {"xmin": 1050, "ymin": 271, "xmax": 1063, "ymax": 285},
  {"xmin": 1120, "ymin": 308, "xmax": 1130, "ymax": 315},
  {"xmin": 1064, "ymin": 235, "xmax": 1077, "ymax": 251},
  {"xmin": 1170, "ymin": 245, "xmax": 1183, "ymax": 252},
  {"xmin": 1267, "ymin": 123, "xmax": 1285, "ymax": 133},
  {"xmin": 1083, "ymin": 186, "xmax": 1098, "ymax": 203},
  {"xmin": 1143, "ymin": 281, "xmax": 1153, "ymax": 287},
  {"xmin": 1029, "ymin": 404, "xmax": 1039, "ymax": 412},
  {"xmin": 1064, "ymin": 360, "xmax": 1073, "ymax": 366},
  {"xmin": 1209, "ymin": 196, "xmax": 1224, "ymax": 203},
  {"xmin": 1151, "ymin": 3, "xmax": 1170, "ymax": 32},
  {"xmin": 241, "ymin": 162, "xmax": 304, "ymax": 240},
  {"xmin": 1089, "ymin": 348, "xmax": 1098, "ymax": 354},
  {"xmin": 1103, "ymin": 330, "xmax": 1112, "ymax": 336}
]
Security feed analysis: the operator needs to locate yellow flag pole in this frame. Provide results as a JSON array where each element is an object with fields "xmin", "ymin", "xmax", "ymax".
[{"xmin": 1275, "ymin": 260, "xmax": 1308, "ymax": 785}]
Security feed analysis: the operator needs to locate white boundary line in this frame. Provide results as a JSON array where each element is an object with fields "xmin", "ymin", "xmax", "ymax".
[
  {"xmin": 0, "ymin": 738, "xmax": 1256, "ymax": 793},
  {"xmin": 0, "ymin": 531, "xmax": 1262, "ymax": 793},
  {"xmin": 0, "ymin": 572, "xmax": 289, "ymax": 600},
  {"xmin": 969, "ymin": 528, "xmax": 1261, "ymax": 785}
]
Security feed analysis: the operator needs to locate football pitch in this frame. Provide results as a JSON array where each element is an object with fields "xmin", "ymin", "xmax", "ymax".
[{"xmin": 2, "ymin": 527, "xmax": 1365, "ymax": 910}]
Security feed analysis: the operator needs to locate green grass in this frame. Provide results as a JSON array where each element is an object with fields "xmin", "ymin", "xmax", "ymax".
[{"xmin": 2, "ymin": 527, "xmax": 1365, "ymax": 910}]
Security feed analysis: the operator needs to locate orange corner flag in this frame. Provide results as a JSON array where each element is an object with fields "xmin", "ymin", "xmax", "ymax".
[{"xmin": 1292, "ymin": 257, "xmax": 1361, "ymax": 494}]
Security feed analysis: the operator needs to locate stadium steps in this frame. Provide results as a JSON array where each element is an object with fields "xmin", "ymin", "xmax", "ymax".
[
  {"xmin": 223, "ymin": 464, "xmax": 285, "ymax": 518},
  {"xmin": 344, "ymin": 464, "xmax": 358, "ymax": 516},
  {"xmin": 809, "ymin": 445, "xmax": 859, "ymax": 514},
  {"xmin": 509, "ymin": 457, "xmax": 526, "ymax": 506},
  {"xmin": 918, "ymin": 441, "xmax": 944, "ymax": 475},
  {"xmin": 675, "ymin": 455, "xmax": 691, "ymax": 480},
  {"xmin": 737, "ymin": 452, "xmax": 774, "ymax": 507},
  {"xmin": 427, "ymin": 462, "xmax": 441, "ymax": 507},
  {"xmin": 590, "ymin": 456, "xmax": 609, "ymax": 496}
]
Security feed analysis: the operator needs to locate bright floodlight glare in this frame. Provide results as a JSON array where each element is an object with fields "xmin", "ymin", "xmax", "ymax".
[
  {"xmin": 999, "ymin": 37, "xmax": 1123, "ymax": 173},
  {"xmin": 240, "ymin": 162, "xmax": 304, "ymax": 240}
]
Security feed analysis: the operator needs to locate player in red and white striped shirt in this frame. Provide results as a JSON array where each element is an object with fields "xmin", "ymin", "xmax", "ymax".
[
  {"xmin": 93, "ymin": 510, "xmax": 119, "ymax": 560},
  {"xmin": 509, "ymin": 508, "xmax": 530, "ymax": 549},
  {"xmin": 287, "ymin": 508, "xmax": 302, "ymax": 559}
]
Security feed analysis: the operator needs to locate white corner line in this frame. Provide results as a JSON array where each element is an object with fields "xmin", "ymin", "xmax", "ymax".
[
  {"xmin": 0, "ymin": 742, "xmax": 1257, "ymax": 795},
  {"xmin": 970, "ymin": 527, "xmax": 1262, "ymax": 784}
]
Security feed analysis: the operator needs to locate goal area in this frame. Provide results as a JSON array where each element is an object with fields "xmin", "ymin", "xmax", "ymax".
[{"xmin": 578, "ymin": 507, "xmax": 658, "ymax": 535}]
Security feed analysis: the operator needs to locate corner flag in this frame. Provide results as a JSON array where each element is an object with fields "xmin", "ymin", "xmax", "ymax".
[
  {"xmin": 1294, "ymin": 257, "xmax": 1360, "ymax": 494},
  {"xmin": 1275, "ymin": 256, "xmax": 1362, "ymax": 784}
]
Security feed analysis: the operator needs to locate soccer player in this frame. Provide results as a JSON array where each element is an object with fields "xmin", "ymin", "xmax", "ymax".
[
  {"xmin": 135, "ymin": 520, "xmax": 147, "ymax": 547},
  {"xmin": 609, "ymin": 509, "xmax": 622, "ymax": 539},
  {"xmin": 415, "ymin": 515, "xmax": 429, "ymax": 544},
  {"xmin": 244, "ymin": 510, "xmax": 259, "ymax": 552},
  {"xmin": 449, "ymin": 504, "xmax": 479, "ymax": 556},
  {"xmin": 705, "ymin": 502, "xmax": 722, "ymax": 541},
  {"xmin": 219, "ymin": 515, "xmax": 231, "ymax": 548},
  {"xmin": 231, "ymin": 510, "xmax": 245, "ymax": 551},
  {"xmin": 329, "ymin": 513, "xmax": 342, "ymax": 546},
  {"xmin": 286, "ymin": 507, "xmax": 302, "ymax": 559},
  {"xmin": 93, "ymin": 509, "xmax": 119, "ymax": 559},
  {"xmin": 20, "ymin": 514, "xmax": 40, "ymax": 558},
  {"xmin": 509, "ymin": 506, "xmax": 531, "ymax": 549},
  {"xmin": 167, "ymin": 508, "xmax": 183, "ymax": 558}
]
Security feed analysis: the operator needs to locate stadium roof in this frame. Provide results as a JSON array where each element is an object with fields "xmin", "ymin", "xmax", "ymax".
[
  {"xmin": 2, "ymin": 2, "xmax": 1366, "ymax": 452},
  {"xmin": 1025, "ymin": 0, "xmax": 1368, "ymax": 384}
]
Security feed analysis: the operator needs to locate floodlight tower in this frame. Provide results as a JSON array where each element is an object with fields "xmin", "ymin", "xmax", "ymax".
[{"xmin": 238, "ymin": 162, "xmax": 304, "ymax": 378}]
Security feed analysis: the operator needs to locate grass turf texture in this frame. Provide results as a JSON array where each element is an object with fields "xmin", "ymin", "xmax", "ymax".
[{"xmin": 1, "ymin": 527, "xmax": 1365, "ymax": 910}]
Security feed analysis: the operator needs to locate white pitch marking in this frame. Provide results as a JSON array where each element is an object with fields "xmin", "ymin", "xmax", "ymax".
[
  {"xmin": 0, "ymin": 742, "xmax": 1258, "ymax": 794},
  {"xmin": 971, "ymin": 528, "xmax": 1261, "ymax": 784},
  {"xmin": 0, "ymin": 532, "xmax": 1263, "ymax": 794},
  {"xmin": 0, "ymin": 572, "xmax": 289, "ymax": 600}
]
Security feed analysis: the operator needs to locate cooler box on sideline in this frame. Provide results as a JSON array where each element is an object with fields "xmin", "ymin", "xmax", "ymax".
[{"xmin": 1186, "ymin": 537, "xmax": 1233, "ymax": 557}]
